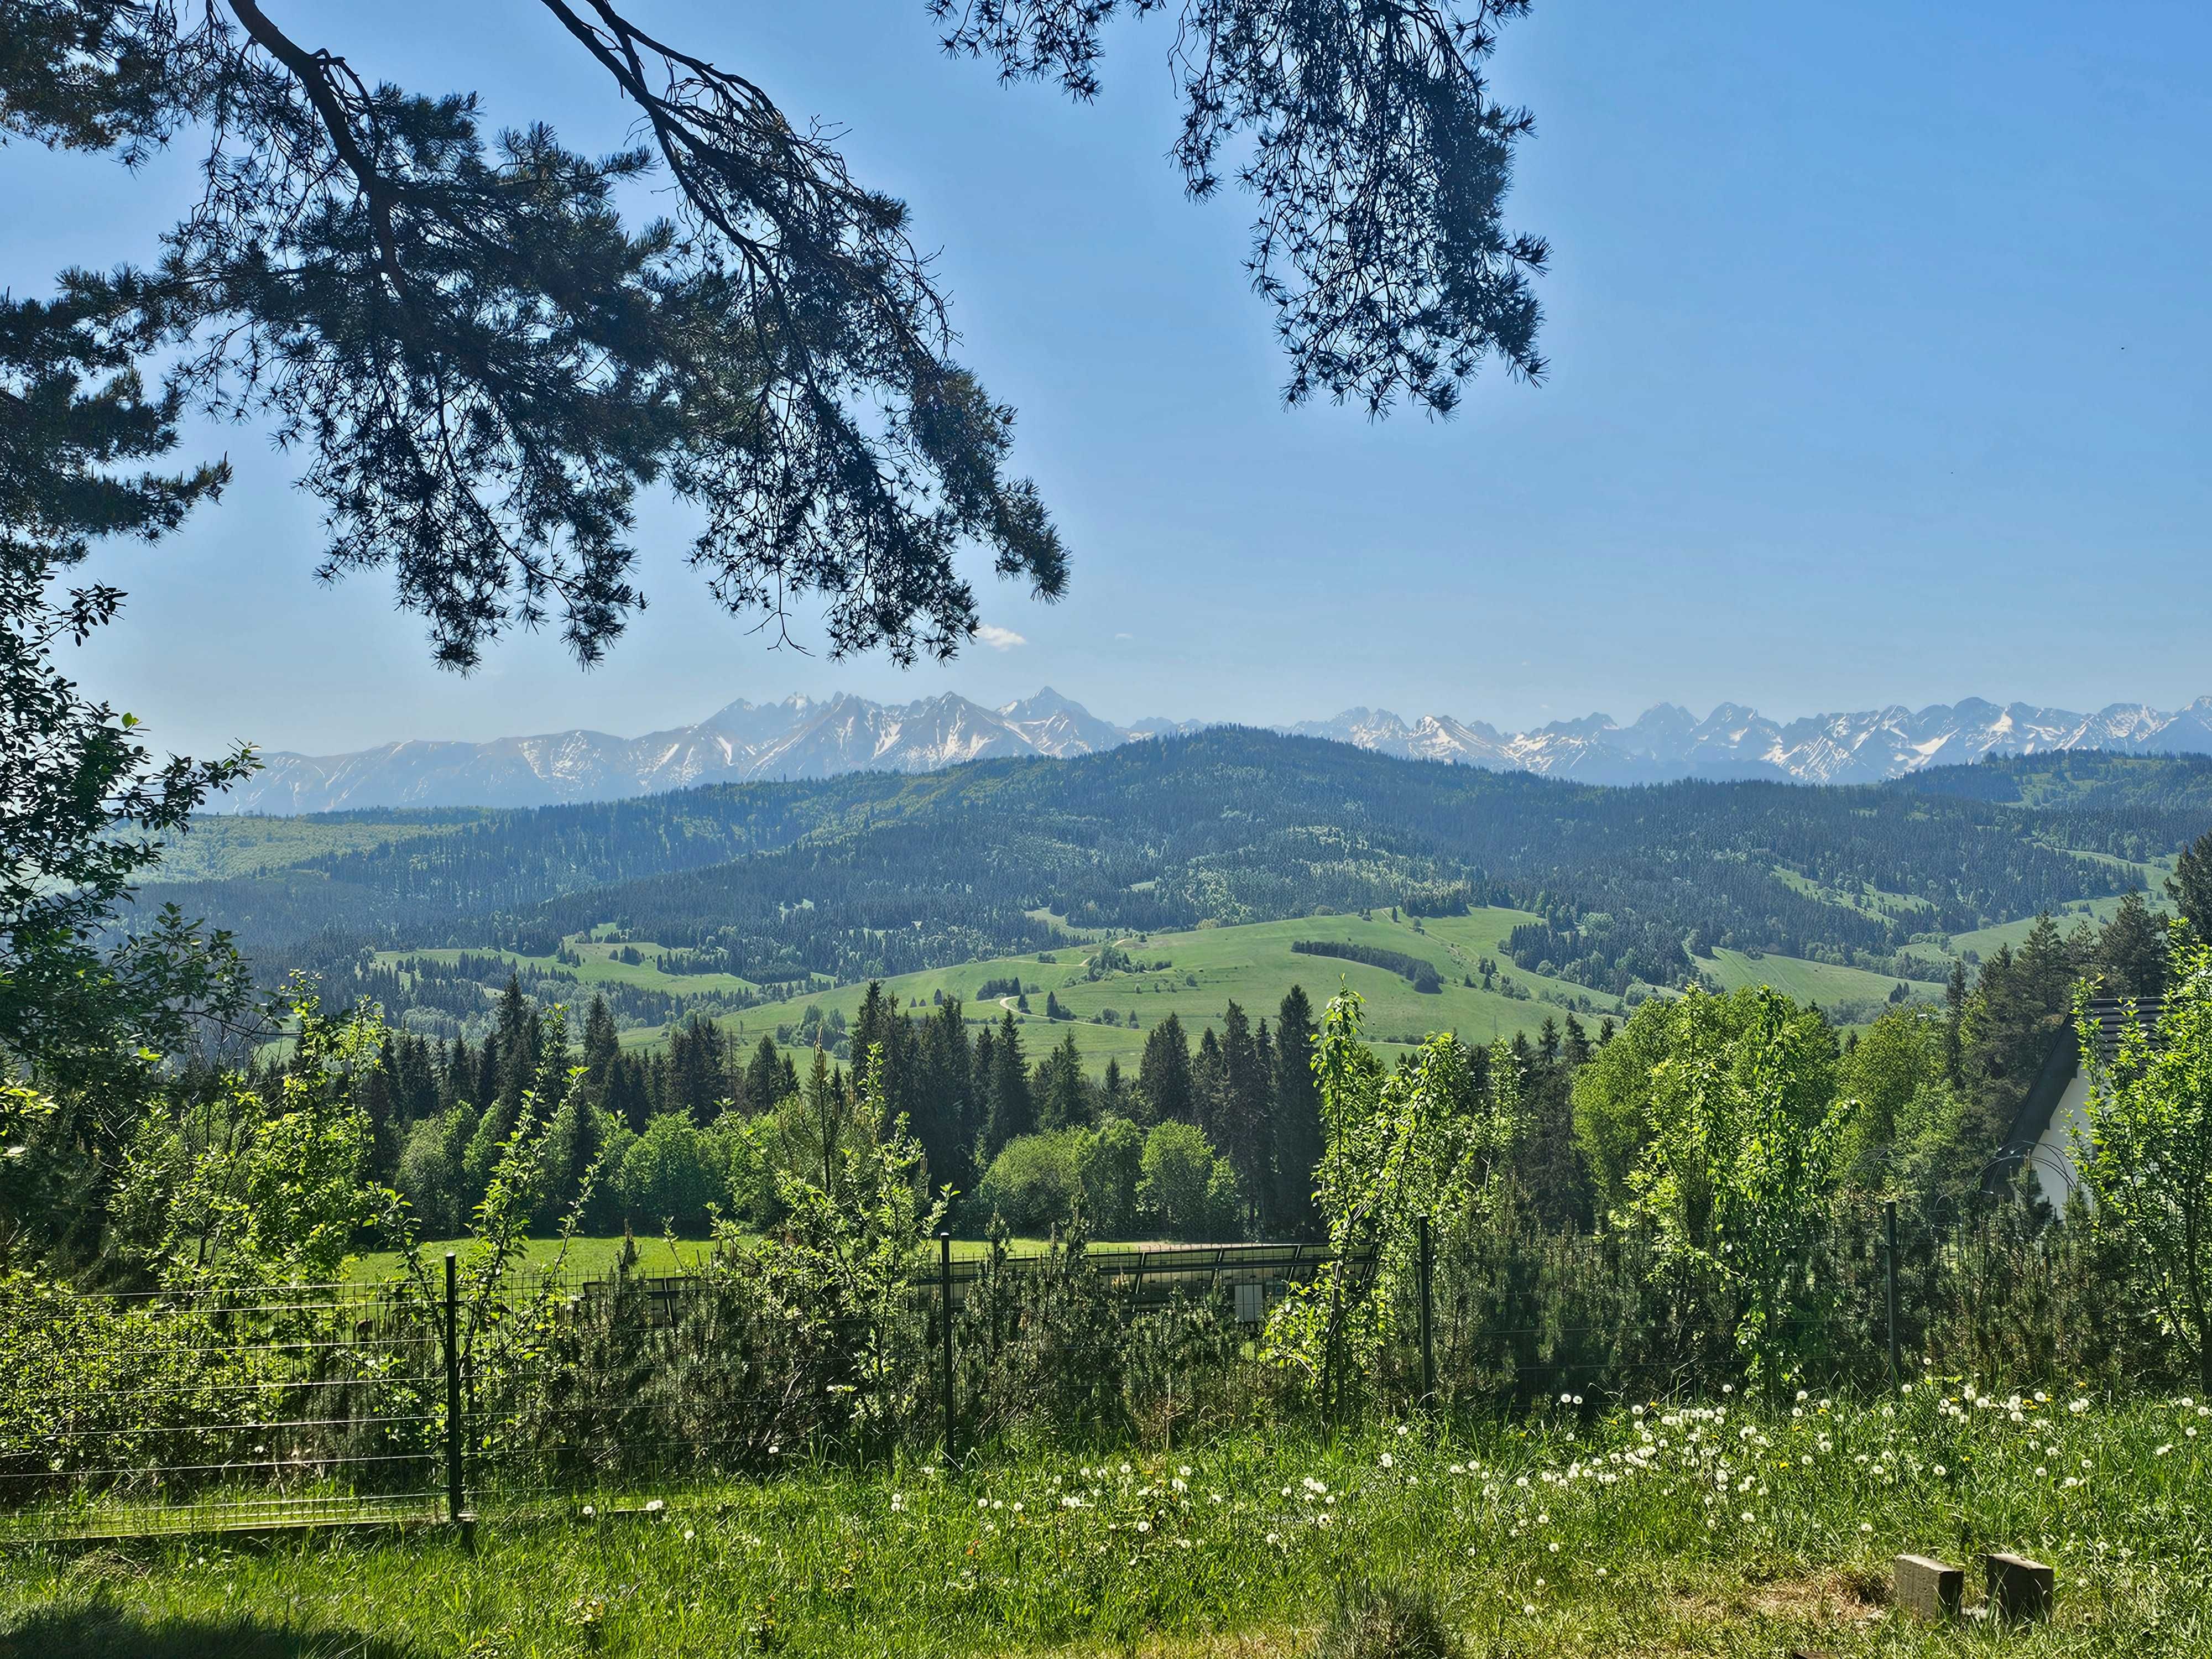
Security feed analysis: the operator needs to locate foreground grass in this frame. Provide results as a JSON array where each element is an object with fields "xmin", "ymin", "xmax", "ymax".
[{"xmin": 5, "ymin": 1387, "xmax": 2208, "ymax": 1657}]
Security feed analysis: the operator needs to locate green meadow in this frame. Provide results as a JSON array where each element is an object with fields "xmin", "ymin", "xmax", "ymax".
[
  {"xmin": 1698, "ymin": 948, "xmax": 1940, "ymax": 1011},
  {"xmin": 4, "ymin": 1392, "xmax": 2203, "ymax": 1656},
  {"xmin": 686, "ymin": 910, "xmax": 1621, "ymax": 1074}
]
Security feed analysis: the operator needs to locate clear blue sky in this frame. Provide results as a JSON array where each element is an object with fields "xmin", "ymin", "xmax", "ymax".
[{"xmin": 8, "ymin": 1, "xmax": 2210, "ymax": 757}]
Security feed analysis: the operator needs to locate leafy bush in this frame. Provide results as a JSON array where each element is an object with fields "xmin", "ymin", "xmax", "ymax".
[
  {"xmin": 395, "ymin": 1107, "xmax": 473, "ymax": 1235},
  {"xmin": 1139, "ymin": 1120, "xmax": 1243, "ymax": 1240},
  {"xmin": 952, "ymin": 1227, "xmax": 1247, "ymax": 1446},
  {"xmin": 975, "ymin": 1130, "xmax": 1086, "ymax": 1233},
  {"xmin": 618, "ymin": 1112, "xmax": 725, "ymax": 1234},
  {"xmin": 1073, "ymin": 1118, "xmax": 1144, "ymax": 1237}
]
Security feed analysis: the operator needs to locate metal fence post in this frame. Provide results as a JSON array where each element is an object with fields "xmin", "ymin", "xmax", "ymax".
[
  {"xmin": 1417, "ymin": 1213, "xmax": 1436, "ymax": 1409},
  {"xmin": 444, "ymin": 1251, "xmax": 465, "ymax": 1533},
  {"xmin": 1884, "ymin": 1201, "xmax": 1901, "ymax": 1393},
  {"xmin": 937, "ymin": 1230, "xmax": 956, "ymax": 1459}
]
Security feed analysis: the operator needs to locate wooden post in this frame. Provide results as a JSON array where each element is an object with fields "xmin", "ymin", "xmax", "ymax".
[
  {"xmin": 1884, "ymin": 1201, "xmax": 1901, "ymax": 1392},
  {"xmin": 1416, "ymin": 1213, "xmax": 1436, "ymax": 1409},
  {"xmin": 937, "ymin": 1231, "xmax": 956, "ymax": 1460},
  {"xmin": 443, "ymin": 1251, "xmax": 464, "ymax": 1533}
]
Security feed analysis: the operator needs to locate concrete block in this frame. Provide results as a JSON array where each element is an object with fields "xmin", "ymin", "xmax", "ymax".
[
  {"xmin": 1893, "ymin": 1553, "xmax": 1963, "ymax": 1620},
  {"xmin": 1983, "ymin": 1552, "xmax": 2053, "ymax": 1622}
]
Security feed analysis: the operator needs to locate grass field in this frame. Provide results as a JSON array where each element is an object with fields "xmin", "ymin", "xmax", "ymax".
[
  {"xmin": 145, "ymin": 812, "xmax": 489, "ymax": 884},
  {"xmin": 1943, "ymin": 891, "xmax": 2169, "ymax": 962},
  {"xmin": 666, "ymin": 911, "xmax": 1626, "ymax": 1076},
  {"xmin": 3, "ymin": 1391, "xmax": 2203, "ymax": 1656},
  {"xmin": 1700, "ymin": 948, "xmax": 1942, "ymax": 1011},
  {"xmin": 380, "ymin": 941, "xmax": 769, "ymax": 1000}
]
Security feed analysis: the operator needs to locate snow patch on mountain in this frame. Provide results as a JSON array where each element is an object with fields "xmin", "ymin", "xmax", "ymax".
[{"xmin": 216, "ymin": 691, "xmax": 2212, "ymax": 813}]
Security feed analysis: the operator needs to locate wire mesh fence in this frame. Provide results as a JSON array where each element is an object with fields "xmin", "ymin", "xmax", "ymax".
[
  {"xmin": 0, "ymin": 1206, "xmax": 2143, "ymax": 1544},
  {"xmin": 0, "ymin": 1274, "xmax": 451, "ymax": 1543},
  {"xmin": 0, "ymin": 1240, "xmax": 1362, "ymax": 1543}
]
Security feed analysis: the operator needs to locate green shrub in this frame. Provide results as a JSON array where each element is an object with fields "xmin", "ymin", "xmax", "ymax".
[
  {"xmin": 617, "ymin": 1112, "xmax": 724, "ymax": 1234},
  {"xmin": 1139, "ymin": 1120, "xmax": 1241, "ymax": 1240},
  {"xmin": 395, "ymin": 1108, "xmax": 471, "ymax": 1235},
  {"xmin": 1072, "ymin": 1117, "xmax": 1144, "ymax": 1237},
  {"xmin": 975, "ymin": 1130, "xmax": 1086, "ymax": 1233}
]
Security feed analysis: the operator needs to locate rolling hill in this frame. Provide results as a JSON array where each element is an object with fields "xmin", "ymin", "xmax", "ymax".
[{"xmin": 137, "ymin": 739, "xmax": 2212, "ymax": 1048}]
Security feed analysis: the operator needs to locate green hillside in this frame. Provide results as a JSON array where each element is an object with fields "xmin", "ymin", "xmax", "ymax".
[
  {"xmin": 140, "ymin": 737, "xmax": 2211, "ymax": 1053},
  {"xmin": 680, "ymin": 909, "xmax": 1609, "ymax": 1074},
  {"xmin": 1699, "ymin": 947, "xmax": 1939, "ymax": 1014}
]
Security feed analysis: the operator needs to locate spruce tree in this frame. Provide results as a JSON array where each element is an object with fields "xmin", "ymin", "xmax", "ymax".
[
  {"xmin": 1214, "ymin": 1002, "xmax": 1268, "ymax": 1219},
  {"xmin": 1192, "ymin": 1026, "xmax": 1227, "ymax": 1144},
  {"xmin": 579, "ymin": 995, "xmax": 621, "ymax": 1110},
  {"xmin": 1509, "ymin": 1016, "xmax": 1594, "ymax": 1232},
  {"xmin": 2098, "ymin": 890, "xmax": 2169, "ymax": 999},
  {"xmin": 1037, "ymin": 1030, "xmax": 1088, "ymax": 1130},
  {"xmin": 1139, "ymin": 1013, "xmax": 1194, "ymax": 1125},
  {"xmin": 606, "ymin": 1052, "xmax": 651, "ymax": 1136},
  {"xmin": 914, "ymin": 999, "xmax": 978, "ymax": 1199},
  {"xmin": 2171, "ymin": 829, "xmax": 2212, "ymax": 942},
  {"xmin": 984, "ymin": 1010, "xmax": 1035, "ymax": 1155},
  {"xmin": 1271, "ymin": 986, "xmax": 1323, "ymax": 1238},
  {"xmin": 745, "ymin": 1036, "xmax": 785, "ymax": 1113}
]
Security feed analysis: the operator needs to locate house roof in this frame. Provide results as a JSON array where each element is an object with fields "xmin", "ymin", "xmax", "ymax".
[{"xmin": 1986, "ymin": 996, "xmax": 2162, "ymax": 1189}]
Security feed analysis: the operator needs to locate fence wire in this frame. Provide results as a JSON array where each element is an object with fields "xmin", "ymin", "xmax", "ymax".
[{"xmin": 0, "ymin": 1208, "xmax": 2129, "ymax": 1544}]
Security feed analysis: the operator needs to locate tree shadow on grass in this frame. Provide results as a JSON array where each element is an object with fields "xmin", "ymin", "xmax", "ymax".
[{"xmin": 0, "ymin": 1604, "xmax": 440, "ymax": 1659}]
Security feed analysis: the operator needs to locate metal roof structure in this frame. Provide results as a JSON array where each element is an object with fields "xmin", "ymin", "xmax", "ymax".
[{"xmin": 1984, "ymin": 995, "xmax": 2162, "ymax": 1194}]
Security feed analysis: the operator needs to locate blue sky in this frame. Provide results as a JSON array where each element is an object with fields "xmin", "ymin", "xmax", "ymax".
[{"xmin": 9, "ymin": 1, "xmax": 2211, "ymax": 757}]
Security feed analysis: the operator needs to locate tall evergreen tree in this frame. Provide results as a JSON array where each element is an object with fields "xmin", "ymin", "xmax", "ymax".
[
  {"xmin": 666, "ymin": 1014, "xmax": 727, "ymax": 1120},
  {"xmin": 745, "ymin": 1035, "xmax": 785, "ymax": 1113},
  {"xmin": 392, "ymin": 1035, "xmax": 441, "ymax": 1129},
  {"xmin": 1139, "ymin": 1013, "xmax": 1194, "ymax": 1125},
  {"xmin": 492, "ymin": 974, "xmax": 534, "ymax": 1108},
  {"xmin": 436, "ymin": 1037, "xmax": 468, "ymax": 1114},
  {"xmin": 2098, "ymin": 890, "xmax": 2169, "ymax": 1000},
  {"xmin": 1213, "ymin": 1002, "xmax": 1269, "ymax": 1217},
  {"xmin": 915, "ymin": 999, "xmax": 978, "ymax": 1199},
  {"xmin": 1959, "ymin": 915, "xmax": 2096, "ymax": 1155},
  {"xmin": 1192, "ymin": 1026, "xmax": 1227, "ymax": 1142},
  {"xmin": 606, "ymin": 1051, "xmax": 651, "ymax": 1136},
  {"xmin": 2171, "ymin": 828, "xmax": 2212, "ymax": 941},
  {"xmin": 984, "ymin": 1010, "xmax": 1035, "ymax": 1155},
  {"xmin": 1036, "ymin": 1030, "xmax": 1088, "ymax": 1130},
  {"xmin": 1510, "ymin": 1016, "xmax": 1593, "ymax": 1232},
  {"xmin": 1270, "ymin": 986, "xmax": 1324, "ymax": 1238},
  {"xmin": 578, "ymin": 995, "xmax": 621, "ymax": 1110}
]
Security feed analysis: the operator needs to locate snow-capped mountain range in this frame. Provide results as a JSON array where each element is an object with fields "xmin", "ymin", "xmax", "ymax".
[
  {"xmin": 216, "ymin": 691, "xmax": 1204, "ymax": 813},
  {"xmin": 212, "ymin": 691, "xmax": 2212, "ymax": 813}
]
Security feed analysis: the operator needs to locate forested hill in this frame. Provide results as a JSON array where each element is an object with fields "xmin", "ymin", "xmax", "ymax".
[{"xmin": 139, "ymin": 734, "xmax": 2209, "ymax": 1020}]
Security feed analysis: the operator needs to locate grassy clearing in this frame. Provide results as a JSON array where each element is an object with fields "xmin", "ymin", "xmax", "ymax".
[
  {"xmin": 664, "ymin": 911, "xmax": 1623, "ymax": 1073},
  {"xmin": 379, "ymin": 943, "xmax": 767, "ymax": 999},
  {"xmin": 1945, "ymin": 891, "xmax": 2171, "ymax": 962},
  {"xmin": 1700, "ymin": 949, "xmax": 1940, "ymax": 1010},
  {"xmin": 3, "ymin": 1390, "xmax": 2205, "ymax": 1656},
  {"xmin": 145, "ymin": 812, "xmax": 487, "ymax": 884},
  {"xmin": 339, "ymin": 1233, "xmax": 1177, "ymax": 1283}
]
